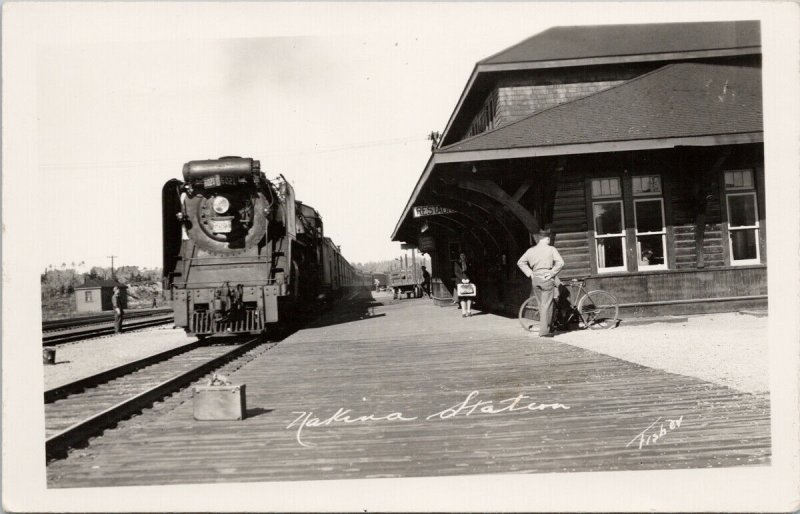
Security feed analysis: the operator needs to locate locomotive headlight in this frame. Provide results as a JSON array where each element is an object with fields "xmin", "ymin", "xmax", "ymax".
[{"xmin": 212, "ymin": 195, "xmax": 230, "ymax": 214}]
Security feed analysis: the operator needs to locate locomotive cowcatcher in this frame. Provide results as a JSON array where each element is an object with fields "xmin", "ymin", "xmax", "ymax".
[{"xmin": 162, "ymin": 156, "xmax": 362, "ymax": 337}]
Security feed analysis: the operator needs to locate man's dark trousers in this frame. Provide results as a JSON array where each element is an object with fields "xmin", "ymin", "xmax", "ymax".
[
  {"xmin": 532, "ymin": 276, "xmax": 555, "ymax": 336},
  {"xmin": 114, "ymin": 311, "xmax": 124, "ymax": 334}
]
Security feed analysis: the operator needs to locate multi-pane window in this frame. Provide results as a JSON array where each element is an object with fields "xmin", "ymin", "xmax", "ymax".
[
  {"xmin": 85, "ymin": 291, "xmax": 93, "ymax": 302},
  {"xmin": 633, "ymin": 175, "xmax": 666, "ymax": 268},
  {"xmin": 593, "ymin": 201, "xmax": 626, "ymax": 271},
  {"xmin": 632, "ymin": 175, "xmax": 662, "ymax": 195},
  {"xmin": 724, "ymin": 169, "xmax": 754, "ymax": 190},
  {"xmin": 592, "ymin": 178, "xmax": 621, "ymax": 198},
  {"xmin": 634, "ymin": 199, "xmax": 666, "ymax": 268},
  {"xmin": 467, "ymin": 96, "xmax": 497, "ymax": 137},
  {"xmin": 486, "ymin": 97, "xmax": 495, "ymax": 131},
  {"xmin": 591, "ymin": 175, "xmax": 666, "ymax": 272},
  {"xmin": 591, "ymin": 177, "xmax": 626, "ymax": 272},
  {"xmin": 724, "ymin": 170, "xmax": 759, "ymax": 264}
]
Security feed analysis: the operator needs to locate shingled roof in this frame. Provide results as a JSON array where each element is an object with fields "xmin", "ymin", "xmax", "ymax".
[
  {"xmin": 438, "ymin": 63, "xmax": 762, "ymax": 155},
  {"xmin": 75, "ymin": 279, "xmax": 127, "ymax": 290},
  {"xmin": 480, "ymin": 20, "xmax": 760, "ymax": 65}
]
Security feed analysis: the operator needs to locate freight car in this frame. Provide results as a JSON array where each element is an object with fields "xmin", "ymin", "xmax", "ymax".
[
  {"xmin": 388, "ymin": 269, "xmax": 422, "ymax": 299},
  {"xmin": 162, "ymin": 156, "xmax": 362, "ymax": 337}
]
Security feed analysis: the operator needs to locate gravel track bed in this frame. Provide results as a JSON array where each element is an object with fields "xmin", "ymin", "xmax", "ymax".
[
  {"xmin": 552, "ymin": 312, "xmax": 768, "ymax": 394},
  {"xmin": 43, "ymin": 325, "xmax": 193, "ymax": 390}
]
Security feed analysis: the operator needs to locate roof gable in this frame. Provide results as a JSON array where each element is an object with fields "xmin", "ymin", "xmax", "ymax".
[
  {"xmin": 438, "ymin": 63, "xmax": 762, "ymax": 154},
  {"xmin": 481, "ymin": 20, "xmax": 760, "ymax": 65},
  {"xmin": 439, "ymin": 20, "xmax": 761, "ymax": 147}
]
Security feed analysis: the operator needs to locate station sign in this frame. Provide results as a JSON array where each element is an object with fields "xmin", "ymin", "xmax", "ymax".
[
  {"xmin": 413, "ymin": 205, "xmax": 457, "ymax": 218},
  {"xmin": 419, "ymin": 235, "xmax": 435, "ymax": 252}
]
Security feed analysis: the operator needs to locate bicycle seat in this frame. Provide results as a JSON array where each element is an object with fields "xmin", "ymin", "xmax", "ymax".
[{"xmin": 567, "ymin": 276, "xmax": 589, "ymax": 283}]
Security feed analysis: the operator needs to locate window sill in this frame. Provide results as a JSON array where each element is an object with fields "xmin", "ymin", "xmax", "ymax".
[
  {"xmin": 596, "ymin": 267, "xmax": 628, "ymax": 274},
  {"xmin": 730, "ymin": 259, "xmax": 762, "ymax": 266},
  {"xmin": 572, "ymin": 263, "xmax": 767, "ymax": 280},
  {"xmin": 637, "ymin": 265, "xmax": 667, "ymax": 271}
]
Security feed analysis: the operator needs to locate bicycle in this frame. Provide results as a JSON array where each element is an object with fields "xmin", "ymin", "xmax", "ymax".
[{"xmin": 518, "ymin": 277, "xmax": 619, "ymax": 332}]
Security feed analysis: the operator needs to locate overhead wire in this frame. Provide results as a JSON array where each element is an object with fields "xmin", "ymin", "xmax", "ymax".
[{"xmin": 38, "ymin": 135, "xmax": 430, "ymax": 170}]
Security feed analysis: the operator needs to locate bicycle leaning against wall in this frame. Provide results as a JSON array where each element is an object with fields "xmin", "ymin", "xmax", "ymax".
[{"xmin": 518, "ymin": 277, "xmax": 620, "ymax": 332}]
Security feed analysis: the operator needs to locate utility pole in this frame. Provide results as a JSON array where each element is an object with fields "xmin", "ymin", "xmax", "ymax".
[{"xmin": 107, "ymin": 255, "xmax": 117, "ymax": 280}]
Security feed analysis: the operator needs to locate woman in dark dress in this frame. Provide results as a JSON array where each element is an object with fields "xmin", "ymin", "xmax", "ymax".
[{"xmin": 453, "ymin": 253, "xmax": 476, "ymax": 316}]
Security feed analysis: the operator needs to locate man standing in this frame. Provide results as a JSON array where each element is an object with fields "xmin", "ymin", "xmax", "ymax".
[
  {"xmin": 112, "ymin": 286, "xmax": 124, "ymax": 334},
  {"xmin": 420, "ymin": 265, "xmax": 432, "ymax": 297},
  {"xmin": 517, "ymin": 228, "xmax": 564, "ymax": 337}
]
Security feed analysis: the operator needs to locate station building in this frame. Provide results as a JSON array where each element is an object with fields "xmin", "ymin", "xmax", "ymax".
[
  {"xmin": 392, "ymin": 20, "xmax": 765, "ymax": 317},
  {"xmin": 74, "ymin": 279, "xmax": 127, "ymax": 313}
]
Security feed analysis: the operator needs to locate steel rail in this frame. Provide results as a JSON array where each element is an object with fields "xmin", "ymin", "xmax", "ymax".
[
  {"xmin": 45, "ymin": 337, "xmax": 263, "ymax": 461},
  {"xmin": 43, "ymin": 308, "xmax": 172, "ymax": 332},
  {"xmin": 42, "ymin": 315, "xmax": 174, "ymax": 346},
  {"xmin": 44, "ymin": 340, "xmax": 202, "ymax": 403}
]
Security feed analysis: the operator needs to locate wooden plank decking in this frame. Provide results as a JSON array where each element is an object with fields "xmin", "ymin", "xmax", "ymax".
[{"xmin": 47, "ymin": 290, "xmax": 770, "ymax": 487}]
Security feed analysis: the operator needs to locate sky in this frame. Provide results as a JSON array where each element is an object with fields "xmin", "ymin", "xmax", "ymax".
[
  {"xmin": 27, "ymin": 2, "xmax": 776, "ymax": 271},
  {"xmin": 35, "ymin": 11, "xmax": 553, "ymax": 270}
]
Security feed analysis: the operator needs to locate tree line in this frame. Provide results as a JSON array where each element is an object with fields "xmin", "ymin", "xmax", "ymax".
[
  {"xmin": 352, "ymin": 257, "xmax": 430, "ymax": 274},
  {"xmin": 41, "ymin": 265, "xmax": 162, "ymax": 298}
]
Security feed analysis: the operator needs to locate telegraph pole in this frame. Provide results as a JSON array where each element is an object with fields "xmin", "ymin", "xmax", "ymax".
[{"xmin": 107, "ymin": 255, "xmax": 117, "ymax": 279}]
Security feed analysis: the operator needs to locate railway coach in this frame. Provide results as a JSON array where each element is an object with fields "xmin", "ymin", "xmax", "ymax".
[{"xmin": 162, "ymin": 156, "xmax": 362, "ymax": 337}]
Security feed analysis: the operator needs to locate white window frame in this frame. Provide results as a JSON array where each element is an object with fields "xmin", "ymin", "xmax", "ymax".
[
  {"xmin": 85, "ymin": 290, "xmax": 93, "ymax": 302},
  {"xmin": 726, "ymin": 191, "xmax": 760, "ymax": 265},
  {"xmin": 592, "ymin": 200, "xmax": 627, "ymax": 273},
  {"xmin": 633, "ymin": 198, "xmax": 667, "ymax": 270}
]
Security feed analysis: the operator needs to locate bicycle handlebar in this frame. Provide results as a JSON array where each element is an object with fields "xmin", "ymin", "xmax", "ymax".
[{"xmin": 567, "ymin": 276, "xmax": 590, "ymax": 283}]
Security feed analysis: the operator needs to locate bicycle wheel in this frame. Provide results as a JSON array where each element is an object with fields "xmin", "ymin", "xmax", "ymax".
[
  {"xmin": 577, "ymin": 290, "xmax": 619, "ymax": 329},
  {"xmin": 518, "ymin": 296, "xmax": 540, "ymax": 332}
]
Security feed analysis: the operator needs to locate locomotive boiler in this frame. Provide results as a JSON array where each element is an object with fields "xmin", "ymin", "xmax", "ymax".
[{"xmin": 162, "ymin": 156, "xmax": 361, "ymax": 337}]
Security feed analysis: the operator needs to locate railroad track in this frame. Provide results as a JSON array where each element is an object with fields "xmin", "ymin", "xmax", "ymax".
[
  {"xmin": 43, "ymin": 308, "xmax": 173, "ymax": 332},
  {"xmin": 45, "ymin": 336, "xmax": 266, "ymax": 461},
  {"xmin": 42, "ymin": 315, "xmax": 174, "ymax": 346}
]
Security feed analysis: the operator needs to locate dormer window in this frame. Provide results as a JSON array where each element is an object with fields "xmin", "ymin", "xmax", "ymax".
[{"xmin": 467, "ymin": 94, "xmax": 497, "ymax": 137}]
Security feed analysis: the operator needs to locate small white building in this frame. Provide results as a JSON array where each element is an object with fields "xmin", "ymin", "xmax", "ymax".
[{"xmin": 74, "ymin": 279, "xmax": 127, "ymax": 313}]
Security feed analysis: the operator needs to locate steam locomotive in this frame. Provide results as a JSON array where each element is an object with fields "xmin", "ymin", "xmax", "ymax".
[{"xmin": 162, "ymin": 156, "xmax": 368, "ymax": 337}]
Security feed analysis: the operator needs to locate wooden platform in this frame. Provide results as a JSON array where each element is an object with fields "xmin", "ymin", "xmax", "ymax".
[{"xmin": 47, "ymin": 290, "xmax": 771, "ymax": 487}]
